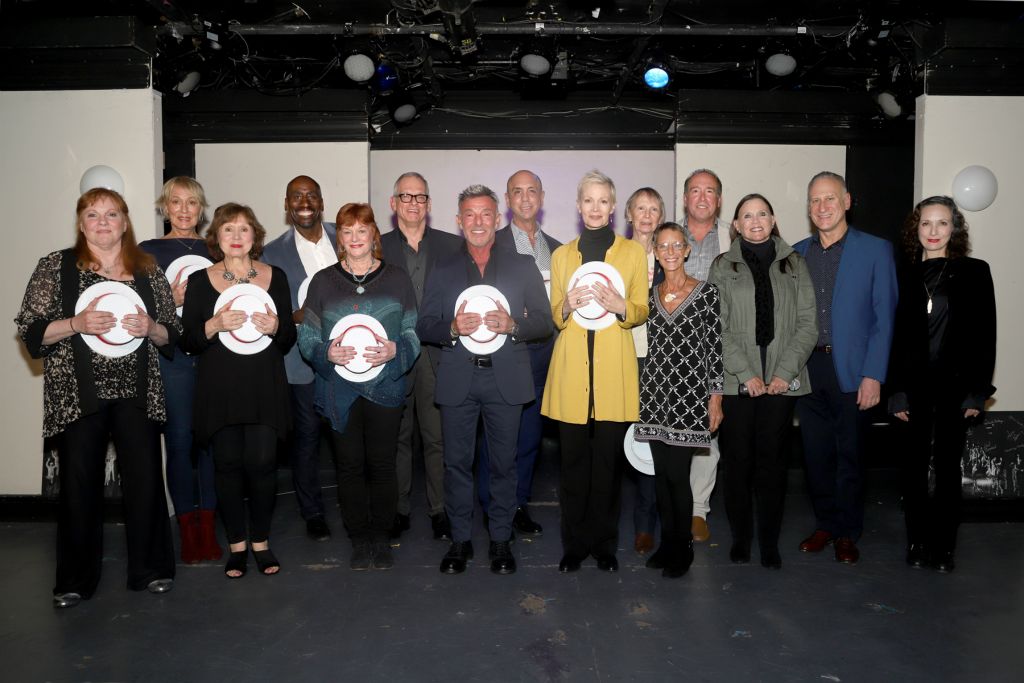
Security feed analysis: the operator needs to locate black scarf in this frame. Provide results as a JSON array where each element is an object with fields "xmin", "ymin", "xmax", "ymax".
[{"xmin": 740, "ymin": 238, "xmax": 776, "ymax": 348}]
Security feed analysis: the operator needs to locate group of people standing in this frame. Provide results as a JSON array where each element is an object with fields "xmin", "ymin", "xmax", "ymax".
[{"xmin": 17, "ymin": 163, "xmax": 995, "ymax": 608}]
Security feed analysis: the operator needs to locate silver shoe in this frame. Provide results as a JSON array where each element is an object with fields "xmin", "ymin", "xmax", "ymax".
[
  {"xmin": 53, "ymin": 592, "xmax": 82, "ymax": 608},
  {"xmin": 147, "ymin": 578, "xmax": 174, "ymax": 594}
]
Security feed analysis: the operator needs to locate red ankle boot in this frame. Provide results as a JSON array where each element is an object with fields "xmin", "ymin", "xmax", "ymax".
[
  {"xmin": 198, "ymin": 509, "xmax": 223, "ymax": 561},
  {"xmin": 177, "ymin": 511, "xmax": 202, "ymax": 564}
]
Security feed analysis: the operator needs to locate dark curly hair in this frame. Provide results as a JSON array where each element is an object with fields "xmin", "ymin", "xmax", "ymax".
[
  {"xmin": 205, "ymin": 203, "xmax": 267, "ymax": 261},
  {"xmin": 901, "ymin": 195, "xmax": 970, "ymax": 261}
]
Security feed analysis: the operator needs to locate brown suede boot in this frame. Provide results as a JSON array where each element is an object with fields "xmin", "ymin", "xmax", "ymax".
[
  {"xmin": 178, "ymin": 511, "xmax": 202, "ymax": 564},
  {"xmin": 198, "ymin": 509, "xmax": 223, "ymax": 561}
]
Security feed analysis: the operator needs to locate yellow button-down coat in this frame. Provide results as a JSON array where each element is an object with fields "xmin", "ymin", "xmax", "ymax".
[{"xmin": 541, "ymin": 235, "xmax": 649, "ymax": 424}]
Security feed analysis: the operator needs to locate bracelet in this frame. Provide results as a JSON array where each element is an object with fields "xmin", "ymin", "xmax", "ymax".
[{"xmin": 69, "ymin": 317, "xmax": 77, "ymax": 334}]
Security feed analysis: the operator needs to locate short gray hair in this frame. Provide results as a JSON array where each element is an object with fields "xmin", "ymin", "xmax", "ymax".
[
  {"xmin": 393, "ymin": 171, "xmax": 430, "ymax": 196},
  {"xmin": 683, "ymin": 168, "xmax": 722, "ymax": 195},
  {"xmin": 577, "ymin": 170, "xmax": 616, "ymax": 204},
  {"xmin": 807, "ymin": 171, "xmax": 847, "ymax": 197},
  {"xmin": 458, "ymin": 184, "xmax": 499, "ymax": 207}
]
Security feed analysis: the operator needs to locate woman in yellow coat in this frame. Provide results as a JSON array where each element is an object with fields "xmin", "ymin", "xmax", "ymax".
[{"xmin": 542, "ymin": 170, "xmax": 649, "ymax": 573}]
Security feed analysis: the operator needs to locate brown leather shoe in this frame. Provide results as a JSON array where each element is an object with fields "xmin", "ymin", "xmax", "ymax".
[
  {"xmin": 798, "ymin": 530, "xmax": 833, "ymax": 553},
  {"xmin": 691, "ymin": 516, "xmax": 710, "ymax": 543},
  {"xmin": 834, "ymin": 537, "xmax": 860, "ymax": 564},
  {"xmin": 634, "ymin": 532, "xmax": 655, "ymax": 555}
]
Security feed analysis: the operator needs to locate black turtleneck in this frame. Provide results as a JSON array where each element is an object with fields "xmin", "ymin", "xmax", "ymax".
[
  {"xmin": 579, "ymin": 225, "xmax": 615, "ymax": 264},
  {"xmin": 740, "ymin": 237, "xmax": 776, "ymax": 353}
]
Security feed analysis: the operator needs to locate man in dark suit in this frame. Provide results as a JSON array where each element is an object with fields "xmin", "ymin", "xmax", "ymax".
[
  {"xmin": 262, "ymin": 175, "xmax": 337, "ymax": 541},
  {"xmin": 793, "ymin": 171, "xmax": 897, "ymax": 564},
  {"xmin": 476, "ymin": 170, "xmax": 561, "ymax": 536},
  {"xmin": 381, "ymin": 172, "xmax": 462, "ymax": 540},
  {"xmin": 417, "ymin": 185, "xmax": 553, "ymax": 575}
]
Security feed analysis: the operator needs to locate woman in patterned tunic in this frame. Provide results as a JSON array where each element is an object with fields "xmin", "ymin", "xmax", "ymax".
[
  {"xmin": 708, "ymin": 194, "xmax": 817, "ymax": 570},
  {"xmin": 635, "ymin": 222, "xmax": 723, "ymax": 578},
  {"xmin": 16, "ymin": 188, "xmax": 179, "ymax": 608}
]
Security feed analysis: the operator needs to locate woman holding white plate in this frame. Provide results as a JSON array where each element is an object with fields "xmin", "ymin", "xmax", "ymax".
[
  {"xmin": 180, "ymin": 203, "xmax": 294, "ymax": 579},
  {"xmin": 542, "ymin": 170, "xmax": 649, "ymax": 573},
  {"xmin": 139, "ymin": 176, "xmax": 220, "ymax": 564},
  {"xmin": 17, "ymin": 188, "xmax": 179, "ymax": 608},
  {"xmin": 298, "ymin": 203, "xmax": 419, "ymax": 571}
]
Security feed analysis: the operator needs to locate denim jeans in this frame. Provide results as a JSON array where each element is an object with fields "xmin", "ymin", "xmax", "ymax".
[{"xmin": 159, "ymin": 348, "xmax": 216, "ymax": 513}]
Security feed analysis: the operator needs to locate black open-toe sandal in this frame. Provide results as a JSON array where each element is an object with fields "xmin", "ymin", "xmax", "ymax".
[
  {"xmin": 253, "ymin": 548, "xmax": 280, "ymax": 575},
  {"xmin": 224, "ymin": 550, "xmax": 247, "ymax": 579}
]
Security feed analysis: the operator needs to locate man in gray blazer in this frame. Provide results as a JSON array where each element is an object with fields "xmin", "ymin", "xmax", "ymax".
[{"xmin": 262, "ymin": 175, "xmax": 337, "ymax": 542}]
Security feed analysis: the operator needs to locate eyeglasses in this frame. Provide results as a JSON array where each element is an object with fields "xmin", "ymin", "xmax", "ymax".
[
  {"xmin": 396, "ymin": 193, "xmax": 429, "ymax": 204},
  {"xmin": 655, "ymin": 241, "xmax": 686, "ymax": 252}
]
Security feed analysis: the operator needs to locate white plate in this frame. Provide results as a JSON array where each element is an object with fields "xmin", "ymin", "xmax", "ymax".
[
  {"xmin": 569, "ymin": 261, "xmax": 626, "ymax": 331},
  {"xmin": 74, "ymin": 281, "xmax": 147, "ymax": 358},
  {"xmin": 454, "ymin": 285, "xmax": 511, "ymax": 356},
  {"xmin": 296, "ymin": 274, "xmax": 313, "ymax": 310},
  {"xmin": 214, "ymin": 283, "xmax": 278, "ymax": 355},
  {"xmin": 165, "ymin": 255, "xmax": 213, "ymax": 315},
  {"xmin": 623, "ymin": 424, "xmax": 655, "ymax": 476},
  {"xmin": 328, "ymin": 314, "xmax": 388, "ymax": 383}
]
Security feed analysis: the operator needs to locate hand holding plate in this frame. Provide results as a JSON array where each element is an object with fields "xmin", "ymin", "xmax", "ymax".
[
  {"xmin": 76, "ymin": 297, "xmax": 116, "ymax": 336},
  {"xmin": 366, "ymin": 334, "xmax": 397, "ymax": 366},
  {"xmin": 590, "ymin": 280, "xmax": 626, "ymax": 316},
  {"xmin": 562, "ymin": 282, "xmax": 593, "ymax": 318},
  {"xmin": 212, "ymin": 301, "xmax": 246, "ymax": 333},
  {"xmin": 484, "ymin": 300, "xmax": 514, "ymax": 334},
  {"xmin": 453, "ymin": 299, "xmax": 482, "ymax": 336},
  {"xmin": 251, "ymin": 304, "xmax": 279, "ymax": 337},
  {"xmin": 170, "ymin": 269, "xmax": 188, "ymax": 307},
  {"xmin": 328, "ymin": 338, "xmax": 357, "ymax": 366},
  {"xmin": 123, "ymin": 305, "xmax": 155, "ymax": 338}
]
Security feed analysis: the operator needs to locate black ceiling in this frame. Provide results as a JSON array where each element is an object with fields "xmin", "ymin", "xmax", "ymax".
[{"xmin": 2, "ymin": 1, "xmax": 1023, "ymax": 121}]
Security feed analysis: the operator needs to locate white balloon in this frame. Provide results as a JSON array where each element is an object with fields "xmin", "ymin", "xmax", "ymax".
[
  {"xmin": 80, "ymin": 165, "xmax": 125, "ymax": 195},
  {"xmin": 952, "ymin": 165, "xmax": 997, "ymax": 212}
]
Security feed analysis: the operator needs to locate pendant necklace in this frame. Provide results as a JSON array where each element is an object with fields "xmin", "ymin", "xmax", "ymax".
[
  {"xmin": 922, "ymin": 260, "xmax": 948, "ymax": 315},
  {"xmin": 347, "ymin": 258, "xmax": 375, "ymax": 294},
  {"xmin": 101, "ymin": 259, "xmax": 122, "ymax": 276},
  {"xmin": 662, "ymin": 274, "xmax": 689, "ymax": 303},
  {"xmin": 222, "ymin": 257, "xmax": 257, "ymax": 284},
  {"xmin": 172, "ymin": 232, "xmax": 199, "ymax": 252}
]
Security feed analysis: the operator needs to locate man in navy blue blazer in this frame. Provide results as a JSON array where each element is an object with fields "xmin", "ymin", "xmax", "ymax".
[
  {"xmin": 793, "ymin": 171, "xmax": 897, "ymax": 564},
  {"xmin": 262, "ymin": 175, "xmax": 338, "ymax": 542},
  {"xmin": 417, "ymin": 185, "xmax": 553, "ymax": 575},
  {"xmin": 476, "ymin": 170, "xmax": 561, "ymax": 536}
]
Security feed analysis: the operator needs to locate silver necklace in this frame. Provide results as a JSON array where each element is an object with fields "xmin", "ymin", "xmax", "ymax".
[
  {"xmin": 346, "ymin": 258, "xmax": 375, "ymax": 294},
  {"xmin": 222, "ymin": 257, "xmax": 257, "ymax": 284},
  {"xmin": 922, "ymin": 259, "xmax": 948, "ymax": 315}
]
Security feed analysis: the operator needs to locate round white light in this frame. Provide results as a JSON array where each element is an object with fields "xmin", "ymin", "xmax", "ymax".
[
  {"xmin": 175, "ymin": 71, "xmax": 201, "ymax": 95},
  {"xmin": 343, "ymin": 54, "xmax": 376, "ymax": 83},
  {"xmin": 80, "ymin": 165, "xmax": 125, "ymax": 195},
  {"xmin": 952, "ymin": 165, "xmax": 998, "ymax": 212},
  {"xmin": 393, "ymin": 103, "xmax": 417, "ymax": 123},
  {"xmin": 765, "ymin": 53, "xmax": 797, "ymax": 76},
  {"xmin": 520, "ymin": 53, "xmax": 551, "ymax": 76},
  {"xmin": 875, "ymin": 91, "xmax": 902, "ymax": 118},
  {"xmin": 643, "ymin": 66, "xmax": 670, "ymax": 89}
]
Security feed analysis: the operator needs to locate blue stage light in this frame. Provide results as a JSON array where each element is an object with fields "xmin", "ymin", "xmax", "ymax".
[{"xmin": 643, "ymin": 65, "xmax": 670, "ymax": 89}]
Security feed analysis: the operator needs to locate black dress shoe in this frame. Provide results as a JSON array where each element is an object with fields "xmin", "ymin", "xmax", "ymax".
[
  {"xmin": 645, "ymin": 546, "xmax": 668, "ymax": 569},
  {"xmin": 932, "ymin": 550, "xmax": 956, "ymax": 573},
  {"xmin": 558, "ymin": 554, "xmax": 583, "ymax": 573},
  {"xmin": 906, "ymin": 543, "xmax": 928, "ymax": 569},
  {"xmin": 760, "ymin": 547, "xmax": 782, "ymax": 570},
  {"xmin": 389, "ymin": 513, "xmax": 411, "ymax": 540},
  {"xmin": 306, "ymin": 516, "xmax": 331, "ymax": 542},
  {"xmin": 513, "ymin": 506, "xmax": 543, "ymax": 535},
  {"xmin": 489, "ymin": 540, "xmax": 517, "ymax": 574},
  {"xmin": 730, "ymin": 540, "xmax": 751, "ymax": 564},
  {"xmin": 439, "ymin": 541, "xmax": 474, "ymax": 574},
  {"xmin": 595, "ymin": 554, "xmax": 619, "ymax": 572},
  {"xmin": 431, "ymin": 512, "xmax": 451, "ymax": 540},
  {"xmin": 663, "ymin": 542, "xmax": 695, "ymax": 579}
]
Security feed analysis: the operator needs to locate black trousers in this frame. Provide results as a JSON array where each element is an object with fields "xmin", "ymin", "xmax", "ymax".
[
  {"xmin": 558, "ymin": 420, "xmax": 627, "ymax": 557},
  {"xmin": 56, "ymin": 399, "xmax": 174, "ymax": 597},
  {"xmin": 210, "ymin": 424, "xmax": 278, "ymax": 545},
  {"xmin": 331, "ymin": 397, "xmax": 402, "ymax": 542},
  {"xmin": 720, "ymin": 394, "xmax": 796, "ymax": 552},
  {"xmin": 649, "ymin": 440, "xmax": 694, "ymax": 546},
  {"xmin": 796, "ymin": 351, "xmax": 867, "ymax": 540},
  {"xmin": 900, "ymin": 394, "xmax": 970, "ymax": 553}
]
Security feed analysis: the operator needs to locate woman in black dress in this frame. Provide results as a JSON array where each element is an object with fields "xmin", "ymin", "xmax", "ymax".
[
  {"xmin": 181, "ymin": 203, "xmax": 295, "ymax": 578},
  {"xmin": 888, "ymin": 196, "xmax": 996, "ymax": 573}
]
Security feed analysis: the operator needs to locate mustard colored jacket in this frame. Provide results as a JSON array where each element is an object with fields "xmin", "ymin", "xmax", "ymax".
[{"xmin": 541, "ymin": 235, "xmax": 649, "ymax": 424}]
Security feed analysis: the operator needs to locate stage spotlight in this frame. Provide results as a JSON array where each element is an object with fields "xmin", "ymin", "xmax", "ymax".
[
  {"xmin": 875, "ymin": 91, "xmax": 902, "ymax": 118},
  {"xmin": 520, "ymin": 53, "xmax": 551, "ymax": 77},
  {"xmin": 343, "ymin": 54, "xmax": 375, "ymax": 83},
  {"xmin": 374, "ymin": 63, "xmax": 400, "ymax": 93},
  {"xmin": 174, "ymin": 71, "xmax": 201, "ymax": 95},
  {"xmin": 765, "ymin": 52, "xmax": 797, "ymax": 77},
  {"xmin": 643, "ymin": 63, "xmax": 671, "ymax": 90}
]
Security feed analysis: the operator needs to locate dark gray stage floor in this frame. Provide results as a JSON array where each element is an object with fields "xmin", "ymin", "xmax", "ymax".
[{"xmin": 2, "ymin": 451, "xmax": 1023, "ymax": 682}]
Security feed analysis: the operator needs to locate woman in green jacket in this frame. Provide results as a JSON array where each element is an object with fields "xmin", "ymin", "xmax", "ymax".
[{"xmin": 709, "ymin": 193, "xmax": 817, "ymax": 569}]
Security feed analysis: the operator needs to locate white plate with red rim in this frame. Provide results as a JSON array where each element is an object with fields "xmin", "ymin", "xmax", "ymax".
[
  {"xmin": 165, "ymin": 255, "xmax": 213, "ymax": 315},
  {"xmin": 213, "ymin": 283, "xmax": 278, "ymax": 355},
  {"xmin": 454, "ymin": 285, "xmax": 511, "ymax": 356},
  {"xmin": 74, "ymin": 281, "xmax": 147, "ymax": 358},
  {"xmin": 623, "ymin": 424, "xmax": 655, "ymax": 476},
  {"xmin": 328, "ymin": 314, "xmax": 388, "ymax": 383},
  {"xmin": 296, "ymin": 274, "xmax": 313, "ymax": 310},
  {"xmin": 569, "ymin": 261, "xmax": 626, "ymax": 331}
]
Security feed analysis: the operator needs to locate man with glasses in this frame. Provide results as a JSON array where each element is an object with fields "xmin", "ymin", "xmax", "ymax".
[{"xmin": 382, "ymin": 172, "xmax": 462, "ymax": 540}]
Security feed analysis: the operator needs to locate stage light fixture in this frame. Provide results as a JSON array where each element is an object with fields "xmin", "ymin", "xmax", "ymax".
[
  {"xmin": 374, "ymin": 63, "xmax": 400, "ymax": 93},
  {"xmin": 343, "ymin": 54, "xmax": 375, "ymax": 83},
  {"xmin": 643, "ymin": 63, "xmax": 671, "ymax": 90},
  {"xmin": 765, "ymin": 52, "xmax": 797, "ymax": 76},
  {"xmin": 520, "ymin": 53, "xmax": 551, "ymax": 77}
]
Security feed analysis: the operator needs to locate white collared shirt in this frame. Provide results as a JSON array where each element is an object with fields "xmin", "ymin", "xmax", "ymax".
[{"xmin": 294, "ymin": 226, "xmax": 337, "ymax": 278}]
